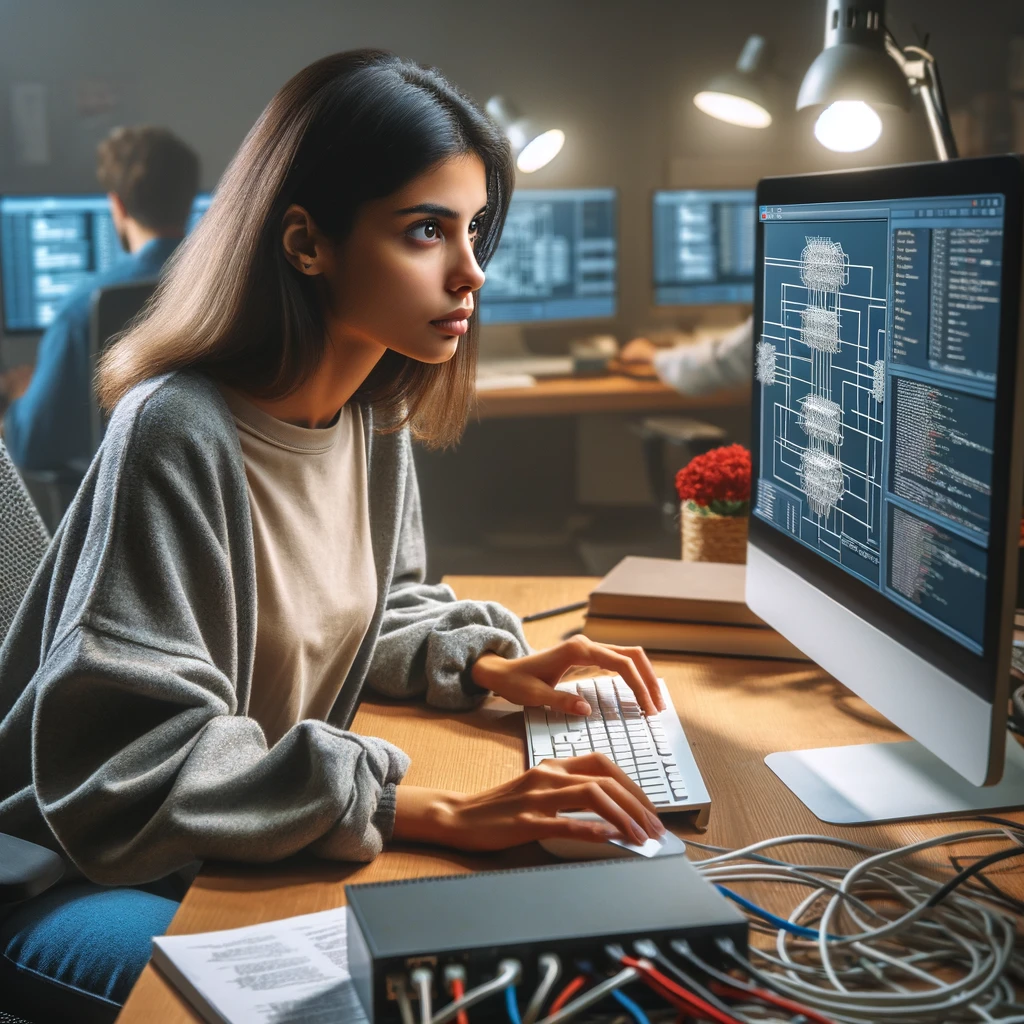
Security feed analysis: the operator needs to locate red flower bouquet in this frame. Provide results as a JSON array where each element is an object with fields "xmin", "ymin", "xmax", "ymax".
[{"xmin": 675, "ymin": 444, "xmax": 751, "ymax": 517}]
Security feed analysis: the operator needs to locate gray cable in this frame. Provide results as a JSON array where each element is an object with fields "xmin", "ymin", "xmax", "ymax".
[
  {"xmin": 536, "ymin": 966, "xmax": 638, "ymax": 1024},
  {"xmin": 430, "ymin": 959, "xmax": 522, "ymax": 1024},
  {"xmin": 522, "ymin": 953, "xmax": 562, "ymax": 1024},
  {"xmin": 391, "ymin": 976, "xmax": 416, "ymax": 1024}
]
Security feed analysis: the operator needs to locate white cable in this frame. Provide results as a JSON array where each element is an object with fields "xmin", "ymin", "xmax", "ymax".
[
  {"xmin": 411, "ymin": 966, "xmax": 433, "ymax": 1024},
  {"xmin": 522, "ymin": 953, "xmax": 561, "ymax": 1024},
  {"xmin": 430, "ymin": 959, "xmax": 522, "ymax": 1024},
  {"xmin": 536, "ymin": 966, "xmax": 638, "ymax": 1024},
  {"xmin": 682, "ymin": 827, "xmax": 1024, "ymax": 1023}
]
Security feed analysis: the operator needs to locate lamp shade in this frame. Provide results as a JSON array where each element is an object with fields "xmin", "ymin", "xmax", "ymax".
[
  {"xmin": 693, "ymin": 35, "xmax": 776, "ymax": 129},
  {"xmin": 796, "ymin": 0, "xmax": 912, "ymax": 111},
  {"xmin": 485, "ymin": 96, "xmax": 565, "ymax": 173}
]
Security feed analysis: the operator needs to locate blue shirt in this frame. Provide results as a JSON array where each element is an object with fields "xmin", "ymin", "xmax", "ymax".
[{"xmin": 4, "ymin": 237, "xmax": 181, "ymax": 473}]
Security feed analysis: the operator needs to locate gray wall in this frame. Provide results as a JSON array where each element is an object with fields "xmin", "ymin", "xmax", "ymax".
[{"xmin": 1, "ymin": 0, "xmax": 1021, "ymax": 361}]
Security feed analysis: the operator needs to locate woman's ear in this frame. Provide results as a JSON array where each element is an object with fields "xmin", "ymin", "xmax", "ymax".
[{"xmin": 281, "ymin": 204, "xmax": 324, "ymax": 275}]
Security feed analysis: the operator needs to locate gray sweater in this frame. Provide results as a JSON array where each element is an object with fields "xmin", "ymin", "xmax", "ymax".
[{"xmin": 0, "ymin": 371, "xmax": 528, "ymax": 884}]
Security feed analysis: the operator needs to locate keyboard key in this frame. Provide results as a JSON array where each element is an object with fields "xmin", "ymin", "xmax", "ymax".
[{"xmin": 531, "ymin": 733, "xmax": 553, "ymax": 758}]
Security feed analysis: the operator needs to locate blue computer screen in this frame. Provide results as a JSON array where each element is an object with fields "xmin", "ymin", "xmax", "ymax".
[
  {"xmin": 753, "ymin": 193, "xmax": 1004, "ymax": 654},
  {"xmin": 1, "ymin": 192, "xmax": 211, "ymax": 332},
  {"xmin": 479, "ymin": 188, "xmax": 616, "ymax": 324},
  {"xmin": 653, "ymin": 189, "xmax": 756, "ymax": 306}
]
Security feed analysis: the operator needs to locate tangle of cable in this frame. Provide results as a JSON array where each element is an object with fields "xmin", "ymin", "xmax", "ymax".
[{"xmin": 681, "ymin": 827, "xmax": 1024, "ymax": 1023}]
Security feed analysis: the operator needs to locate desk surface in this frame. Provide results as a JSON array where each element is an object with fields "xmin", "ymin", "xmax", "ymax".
[
  {"xmin": 117, "ymin": 575, "xmax": 1023, "ymax": 1022},
  {"xmin": 473, "ymin": 374, "xmax": 749, "ymax": 419}
]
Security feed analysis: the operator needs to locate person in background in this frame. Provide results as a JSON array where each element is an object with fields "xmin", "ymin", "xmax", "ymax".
[
  {"xmin": 620, "ymin": 314, "xmax": 754, "ymax": 396},
  {"xmin": 0, "ymin": 126, "xmax": 199, "ymax": 473}
]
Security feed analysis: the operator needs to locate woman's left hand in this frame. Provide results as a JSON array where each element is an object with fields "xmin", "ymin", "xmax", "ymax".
[{"xmin": 471, "ymin": 636, "xmax": 666, "ymax": 717}]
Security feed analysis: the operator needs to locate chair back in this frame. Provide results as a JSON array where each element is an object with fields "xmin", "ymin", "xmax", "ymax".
[
  {"xmin": 88, "ymin": 279, "xmax": 159, "ymax": 453},
  {"xmin": 0, "ymin": 440, "xmax": 49, "ymax": 646}
]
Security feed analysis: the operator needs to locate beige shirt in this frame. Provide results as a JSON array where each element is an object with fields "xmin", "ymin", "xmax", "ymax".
[{"xmin": 219, "ymin": 386, "xmax": 377, "ymax": 747}]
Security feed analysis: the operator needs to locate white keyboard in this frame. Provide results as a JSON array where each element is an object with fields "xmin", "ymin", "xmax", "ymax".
[
  {"xmin": 524, "ymin": 676, "xmax": 711, "ymax": 828},
  {"xmin": 477, "ymin": 355, "xmax": 574, "ymax": 378}
]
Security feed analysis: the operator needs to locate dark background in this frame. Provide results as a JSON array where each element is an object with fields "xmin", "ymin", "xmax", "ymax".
[{"xmin": 1, "ymin": 0, "xmax": 1021, "ymax": 578}]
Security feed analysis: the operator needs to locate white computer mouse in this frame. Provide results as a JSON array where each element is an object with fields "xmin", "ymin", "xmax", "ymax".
[{"xmin": 538, "ymin": 811, "xmax": 687, "ymax": 861}]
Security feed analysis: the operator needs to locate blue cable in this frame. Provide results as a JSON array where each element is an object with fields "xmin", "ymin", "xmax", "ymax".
[
  {"xmin": 506, "ymin": 984, "xmax": 522, "ymax": 1024},
  {"xmin": 611, "ymin": 987, "xmax": 651, "ymax": 1024},
  {"xmin": 715, "ymin": 883, "xmax": 840, "ymax": 941}
]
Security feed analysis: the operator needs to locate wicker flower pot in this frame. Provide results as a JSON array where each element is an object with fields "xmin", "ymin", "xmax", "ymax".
[{"xmin": 681, "ymin": 503, "xmax": 748, "ymax": 563}]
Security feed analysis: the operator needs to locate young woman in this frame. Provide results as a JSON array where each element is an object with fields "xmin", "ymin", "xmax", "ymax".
[{"xmin": 0, "ymin": 50, "xmax": 665, "ymax": 1017}]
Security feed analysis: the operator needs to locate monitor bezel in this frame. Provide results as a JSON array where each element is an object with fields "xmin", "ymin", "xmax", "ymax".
[
  {"xmin": 0, "ymin": 190, "xmax": 211, "ymax": 336},
  {"xmin": 751, "ymin": 155, "xmax": 1024, "ymax": 719},
  {"xmin": 478, "ymin": 186, "xmax": 618, "ymax": 327},
  {"xmin": 650, "ymin": 185, "xmax": 758, "ymax": 308}
]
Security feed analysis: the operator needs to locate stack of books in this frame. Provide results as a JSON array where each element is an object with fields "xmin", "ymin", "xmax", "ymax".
[{"xmin": 583, "ymin": 556, "xmax": 807, "ymax": 660}]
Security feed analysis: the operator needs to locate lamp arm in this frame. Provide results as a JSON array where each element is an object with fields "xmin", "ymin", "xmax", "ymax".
[{"xmin": 885, "ymin": 33, "xmax": 958, "ymax": 161}]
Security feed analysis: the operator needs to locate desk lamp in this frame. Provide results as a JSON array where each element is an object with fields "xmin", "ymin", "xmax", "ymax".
[
  {"xmin": 485, "ymin": 96, "xmax": 565, "ymax": 173},
  {"xmin": 797, "ymin": 0, "xmax": 957, "ymax": 158},
  {"xmin": 693, "ymin": 35, "xmax": 776, "ymax": 129}
]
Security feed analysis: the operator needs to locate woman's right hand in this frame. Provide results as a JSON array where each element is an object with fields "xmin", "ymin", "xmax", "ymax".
[
  {"xmin": 392, "ymin": 753, "xmax": 666, "ymax": 852},
  {"xmin": 619, "ymin": 337, "xmax": 657, "ymax": 364}
]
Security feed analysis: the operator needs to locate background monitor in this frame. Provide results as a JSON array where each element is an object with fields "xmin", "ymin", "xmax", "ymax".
[
  {"xmin": 653, "ymin": 188, "xmax": 755, "ymax": 305},
  {"xmin": 1, "ymin": 191, "xmax": 211, "ymax": 333},
  {"xmin": 479, "ymin": 188, "xmax": 616, "ymax": 324},
  {"xmin": 747, "ymin": 155, "xmax": 1024, "ymax": 823}
]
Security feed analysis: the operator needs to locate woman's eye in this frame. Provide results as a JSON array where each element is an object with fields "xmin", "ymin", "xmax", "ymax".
[
  {"xmin": 408, "ymin": 221, "xmax": 440, "ymax": 242},
  {"xmin": 469, "ymin": 217, "xmax": 481, "ymax": 236}
]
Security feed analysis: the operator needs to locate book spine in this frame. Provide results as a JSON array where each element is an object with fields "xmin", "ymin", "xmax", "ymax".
[{"xmin": 583, "ymin": 617, "xmax": 808, "ymax": 661}]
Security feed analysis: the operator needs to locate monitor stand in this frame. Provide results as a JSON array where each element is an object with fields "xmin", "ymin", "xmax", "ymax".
[
  {"xmin": 478, "ymin": 324, "xmax": 530, "ymax": 361},
  {"xmin": 766, "ymin": 735, "xmax": 1024, "ymax": 825},
  {"xmin": 477, "ymin": 325, "xmax": 575, "ymax": 378}
]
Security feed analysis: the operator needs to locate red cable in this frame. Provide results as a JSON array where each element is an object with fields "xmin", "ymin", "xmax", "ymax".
[
  {"xmin": 710, "ymin": 980, "xmax": 836, "ymax": 1024},
  {"xmin": 633, "ymin": 970, "xmax": 712, "ymax": 1020},
  {"xmin": 450, "ymin": 977, "xmax": 469, "ymax": 1024},
  {"xmin": 548, "ymin": 974, "xmax": 588, "ymax": 1015},
  {"xmin": 620, "ymin": 956, "xmax": 744, "ymax": 1024}
]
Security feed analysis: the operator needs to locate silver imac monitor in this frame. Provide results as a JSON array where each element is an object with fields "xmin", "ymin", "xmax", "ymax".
[
  {"xmin": 0, "ymin": 191, "xmax": 211, "ymax": 334},
  {"xmin": 478, "ymin": 188, "xmax": 617, "ymax": 325},
  {"xmin": 747, "ymin": 155, "xmax": 1024, "ymax": 824},
  {"xmin": 652, "ymin": 188, "xmax": 755, "ymax": 306}
]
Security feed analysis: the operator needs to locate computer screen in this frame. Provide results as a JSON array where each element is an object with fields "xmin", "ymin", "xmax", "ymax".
[
  {"xmin": 0, "ymin": 192, "xmax": 212, "ymax": 333},
  {"xmin": 479, "ymin": 188, "xmax": 616, "ymax": 324},
  {"xmin": 747, "ymin": 156, "xmax": 1024, "ymax": 807},
  {"xmin": 652, "ymin": 189, "xmax": 755, "ymax": 306},
  {"xmin": 753, "ymin": 191, "xmax": 1004, "ymax": 659}
]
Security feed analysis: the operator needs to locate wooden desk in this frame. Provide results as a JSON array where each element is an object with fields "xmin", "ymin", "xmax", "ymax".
[
  {"xmin": 473, "ymin": 374, "xmax": 749, "ymax": 419},
  {"xmin": 117, "ymin": 575, "xmax": 1023, "ymax": 1022}
]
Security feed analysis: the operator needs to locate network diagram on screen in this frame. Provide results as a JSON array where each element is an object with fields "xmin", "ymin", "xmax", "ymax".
[
  {"xmin": 754, "ymin": 195, "xmax": 1004, "ymax": 654},
  {"xmin": 479, "ymin": 188, "xmax": 616, "ymax": 324}
]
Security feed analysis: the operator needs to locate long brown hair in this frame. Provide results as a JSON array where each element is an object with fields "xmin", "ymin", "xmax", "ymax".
[{"xmin": 97, "ymin": 50, "xmax": 514, "ymax": 447}]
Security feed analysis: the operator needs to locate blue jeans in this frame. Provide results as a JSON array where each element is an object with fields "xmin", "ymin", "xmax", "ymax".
[{"xmin": 0, "ymin": 879, "xmax": 182, "ymax": 1023}]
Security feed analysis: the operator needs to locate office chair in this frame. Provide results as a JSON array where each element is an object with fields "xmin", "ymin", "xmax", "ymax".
[
  {"xmin": 0, "ymin": 439, "xmax": 64, "ymax": 1024},
  {"xmin": 17, "ymin": 278, "xmax": 159, "ymax": 534},
  {"xmin": 86, "ymin": 279, "xmax": 159, "ymax": 454}
]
